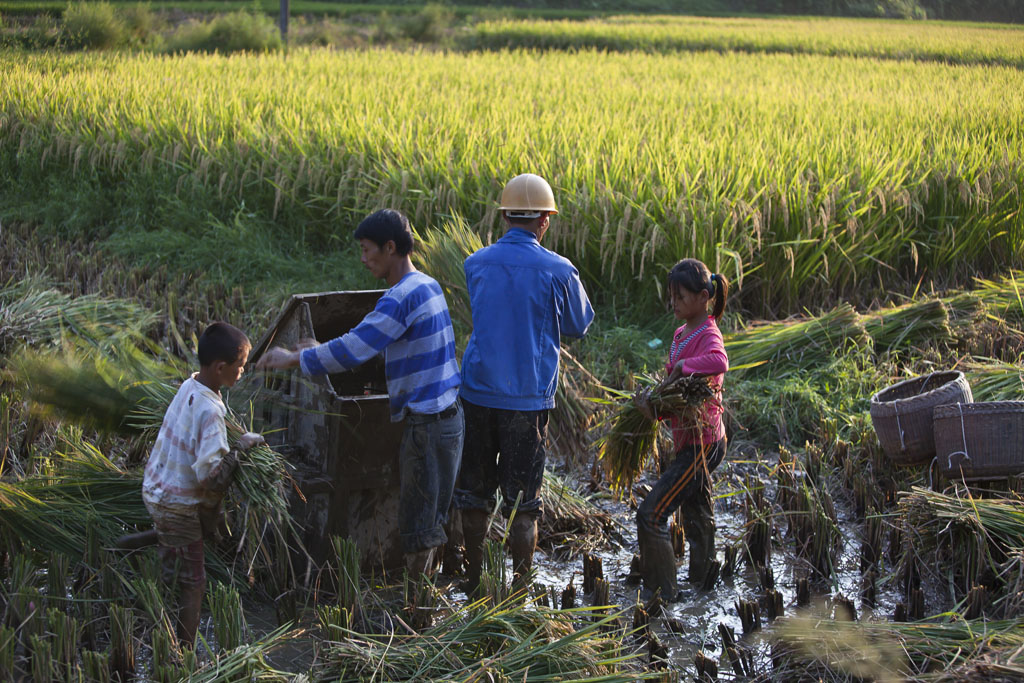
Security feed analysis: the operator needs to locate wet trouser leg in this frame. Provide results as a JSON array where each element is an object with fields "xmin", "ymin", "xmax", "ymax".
[
  {"xmin": 454, "ymin": 401, "xmax": 548, "ymax": 594},
  {"xmin": 636, "ymin": 438, "xmax": 726, "ymax": 592},
  {"xmin": 144, "ymin": 501, "xmax": 208, "ymax": 644}
]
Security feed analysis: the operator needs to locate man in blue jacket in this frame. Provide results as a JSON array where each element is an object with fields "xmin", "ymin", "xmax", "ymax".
[{"xmin": 455, "ymin": 173, "xmax": 594, "ymax": 595}]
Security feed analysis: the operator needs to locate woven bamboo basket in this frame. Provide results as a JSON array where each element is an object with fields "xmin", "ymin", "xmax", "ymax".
[
  {"xmin": 935, "ymin": 401, "xmax": 1024, "ymax": 480},
  {"xmin": 869, "ymin": 371, "xmax": 973, "ymax": 466}
]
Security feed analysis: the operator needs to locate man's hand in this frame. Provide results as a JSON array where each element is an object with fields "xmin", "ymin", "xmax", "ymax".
[
  {"xmin": 238, "ymin": 432, "xmax": 265, "ymax": 451},
  {"xmin": 255, "ymin": 347, "xmax": 301, "ymax": 370}
]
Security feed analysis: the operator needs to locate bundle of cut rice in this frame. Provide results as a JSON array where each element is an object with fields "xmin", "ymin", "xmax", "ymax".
[{"xmin": 597, "ymin": 374, "xmax": 715, "ymax": 495}]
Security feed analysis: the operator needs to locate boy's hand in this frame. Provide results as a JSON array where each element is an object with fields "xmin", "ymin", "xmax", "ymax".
[
  {"xmin": 238, "ymin": 432, "xmax": 264, "ymax": 451},
  {"xmin": 256, "ymin": 347, "xmax": 301, "ymax": 370}
]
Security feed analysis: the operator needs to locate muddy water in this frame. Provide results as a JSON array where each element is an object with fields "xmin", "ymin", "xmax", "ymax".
[
  {"xmin": 521, "ymin": 452, "xmax": 904, "ymax": 677},
  {"xmin": 231, "ymin": 451, "xmax": 904, "ymax": 679}
]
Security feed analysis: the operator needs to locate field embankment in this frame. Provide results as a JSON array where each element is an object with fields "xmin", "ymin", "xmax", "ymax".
[{"xmin": 2, "ymin": 44, "xmax": 1023, "ymax": 320}]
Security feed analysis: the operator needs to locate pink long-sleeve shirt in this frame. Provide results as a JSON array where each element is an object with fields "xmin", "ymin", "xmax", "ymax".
[{"xmin": 665, "ymin": 317, "xmax": 728, "ymax": 449}]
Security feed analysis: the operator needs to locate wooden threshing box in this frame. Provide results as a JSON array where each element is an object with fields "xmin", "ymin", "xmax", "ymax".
[{"xmin": 251, "ymin": 291, "xmax": 404, "ymax": 574}]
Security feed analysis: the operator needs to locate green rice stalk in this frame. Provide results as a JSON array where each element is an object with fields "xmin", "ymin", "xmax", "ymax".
[
  {"xmin": 332, "ymin": 535, "xmax": 361, "ymax": 615},
  {"xmin": 480, "ymin": 538, "xmax": 509, "ymax": 606},
  {"xmin": 964, "ymin": 358, "xmax": 1024, "ymax": 402},
  {"xmin": 317, "ymin": 604, "xmax": 351, "ymax": 640},
  {"xmin": 28, "ymin": 633, "xmax": 53, "ymax": 683},
  {"xmin": 863, "ymin": 298, "xmax": 952, "ymax": 354},
  {"xmin": 315, "ymin": 595, "xmax": 657, "ymax": 681},
  {"xmin": 108, "ymin": 604, "xmax": 135, "ymax": 681},
  {"xmin": 82, "ymin": 650, "xmax": 110, "ymax": 683},
  {"xmin": 151, "ymin": 624, "xmax": 186, "ymax": 683},
  {"xmin": 0, "ymin": 626, "xmax": 13, "ymax": 681},
  {"xmin": 46, "ymin": 607, "xmax": 80, "ymax": 679},
  {"xmin": 973, "ymin": 270, "xmax": 1024, "ymax": 331},
  {"xmin": 897, "ymin": 486, "xmax": 1024, "ymax": 596},
  {"xmin": 209, "ymin": 581, "xmax": 247, "ymax": 652},
  {"xmin": 0, "ymin": 277, "xmax": 155, "ymax": 356},
  {"xmin": 725, "ymin": 303, "xmax": 869, "ymax": 377},
  {"xmin": 129, "ymin": 576, "xmax": 170, "ymax": 631},
  {"xmin": 596, "ymin": 374, "xmax": 715, "ymax": 496},
  {"xmin": 183, "ymin": 624, "xmax": 297, "ymax": 682},
  {"xmin": 0, "ymin": 437, "xmax": 150, "ymax": 559}
]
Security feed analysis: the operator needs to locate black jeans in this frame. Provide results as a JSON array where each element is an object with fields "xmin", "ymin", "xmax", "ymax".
[
  {"xmin": 637, "ymin": 438, "xmax": 727, "ymax": 540},
  {"xmin": 453, "ymin": 399, "xmax": 548, "ymax": 519}
]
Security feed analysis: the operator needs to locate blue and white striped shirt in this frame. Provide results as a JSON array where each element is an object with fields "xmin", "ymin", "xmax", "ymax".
[{"xmin": 299, "ymin": 271, "xmax": 460, "ymax": 421}]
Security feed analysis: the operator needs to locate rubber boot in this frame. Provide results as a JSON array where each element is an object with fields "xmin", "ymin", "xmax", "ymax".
[
  {"xmin": 461, "ymin": 509, "xmax": 489, "ymax": 597},
  {"xmin": 442, "ymin": 509, "xmax": 464, "ymax": 576},
  {"xmin": 405, "ymin": 547, "xmax": 437, "ymax": 629},
  {"xmin": 405, "ymin": 547, "xmax": 436, "ymax": 583},
  {"xmin": 509, "ymin": 514, "xmax": 538, "ymax": 595},
  {"xmin": 682, "ymin": 501, "xmax": 716, "ymax": 585},
  {"xmin": 637, "ymin": 525, "xmax": 678, "ymax": 601}
]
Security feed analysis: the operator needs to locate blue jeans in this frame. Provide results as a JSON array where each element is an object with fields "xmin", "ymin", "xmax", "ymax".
[{"xmin": 399, "ymin": 401, "xmax": 465, "ymax": 553}]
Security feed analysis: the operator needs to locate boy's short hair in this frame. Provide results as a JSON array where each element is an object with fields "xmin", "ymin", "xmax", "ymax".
[
  {"xmin": 353, "ymin": 209, "xmax": 414, "ymax": 256},
  {"xmin": 197, "ymin": 322, "xmax": 250, "ymax": 367}
]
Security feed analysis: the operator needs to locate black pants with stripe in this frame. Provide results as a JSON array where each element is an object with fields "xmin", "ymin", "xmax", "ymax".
[{"xmin": 637, "ymin": 438, "xmax": 727, "ymax": 540}]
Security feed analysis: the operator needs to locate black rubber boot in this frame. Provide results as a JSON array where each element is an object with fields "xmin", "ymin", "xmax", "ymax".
[
  {"xmin": 460, "ymin": 509, "xmax": 489, "ymax": 597},
  {"xmin": 637, "ymin": 524, "xmax": 678, "ymax": 601},
  {"xmin": 682, "ymin": 500, "xmax": 716, "ymax": 584},
  {"xmin": 509, "ymin": 514, "xmax": 538, "ymax": 595}
]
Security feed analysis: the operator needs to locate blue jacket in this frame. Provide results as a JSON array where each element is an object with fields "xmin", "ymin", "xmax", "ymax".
[{"xmin": 460, "ymin": 228, "xmax": 594, "ymax": 411}]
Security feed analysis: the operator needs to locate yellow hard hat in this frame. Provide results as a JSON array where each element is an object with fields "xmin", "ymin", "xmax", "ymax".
[{"xmin": 499, "ymin": 173, "xmax": 558, "ymax": 216}]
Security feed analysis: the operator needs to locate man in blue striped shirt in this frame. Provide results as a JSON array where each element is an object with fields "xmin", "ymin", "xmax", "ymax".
[{"xmin": 257, "ymin": 209, "xmax": 463, "ymax": 584}]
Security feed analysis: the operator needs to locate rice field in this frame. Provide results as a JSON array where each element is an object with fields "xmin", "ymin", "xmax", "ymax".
[
  {"xmin": 3, "ymin": 12, "xmax": 1024, "ymax": 682},
  {"xmin": 2, "ymin": 35, "xmax": 1023, "ymax": 317},
  {"xmin": 468, "ymin": 14, "xmax": 1024, "ymax": 67}
]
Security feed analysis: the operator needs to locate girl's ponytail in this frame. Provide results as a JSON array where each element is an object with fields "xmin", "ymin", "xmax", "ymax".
[{"xmin": 709, "ymin": 273, "xmax": 729, "ymax": 319}]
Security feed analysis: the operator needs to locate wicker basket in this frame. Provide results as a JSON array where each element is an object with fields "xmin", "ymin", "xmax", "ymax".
[
  {"xmin": 869, "ymin": 371, "xmax": 973, "ymax": 466},
  {"xmin": 935, "ymin": 401, "xmax": 1024, "ymax": 480}
]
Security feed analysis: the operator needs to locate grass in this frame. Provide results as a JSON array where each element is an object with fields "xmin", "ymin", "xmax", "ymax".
[{"xmin": 2, "ymin": 45, "xmax": 1022, "ymax": 321}]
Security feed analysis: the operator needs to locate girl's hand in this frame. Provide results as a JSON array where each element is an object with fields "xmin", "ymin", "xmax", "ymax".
[
  {"xmin": 661, "ymin": 361, "xmax": 686, "ymax": 389},
  {"xmin": 633, "ymin": 387, "xmax": 656, "ymax": 422},
  {"xmin": 661, "ymin": 362, "xmax": 708, "ymax": 390}
]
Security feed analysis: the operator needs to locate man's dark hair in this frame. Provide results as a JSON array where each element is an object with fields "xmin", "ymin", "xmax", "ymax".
[
  {"xmin": 353, "ymin": 209, "xmax": 414, "ymax": 256},
  {"xmin": 197, "ymin": 322, "xmax": 250, "ymax": 367}
]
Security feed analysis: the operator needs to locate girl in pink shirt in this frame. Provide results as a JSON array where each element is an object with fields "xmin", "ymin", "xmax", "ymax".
[{"xmin": 636, "ymin": 258, "xmax": 729, "ymax": 600}]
